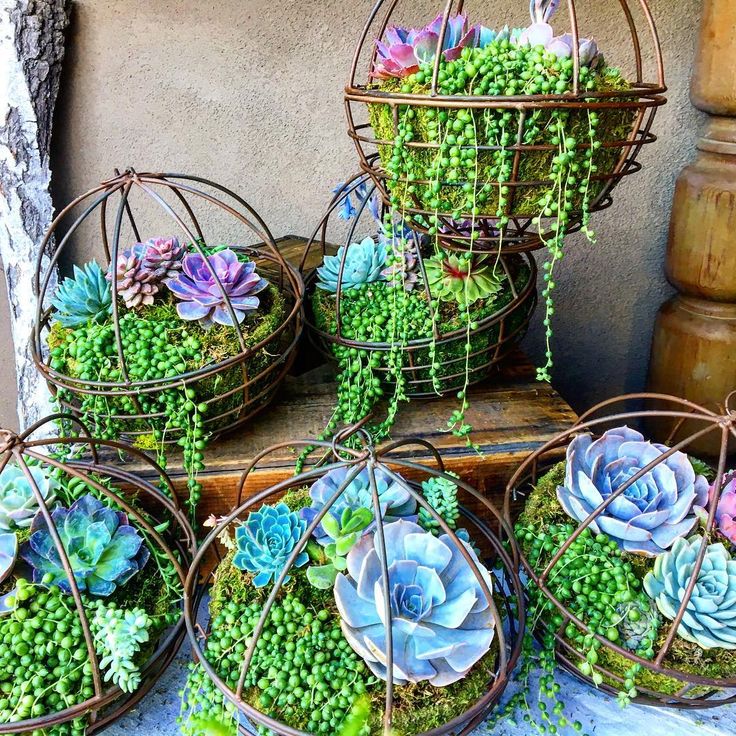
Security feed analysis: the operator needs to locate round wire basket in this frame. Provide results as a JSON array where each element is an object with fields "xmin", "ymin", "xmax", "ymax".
[
  {"xmin": 300, "ymin": 174, "xmax": 537, "ymax": 398},
  {"xmin": 345, "ymin": 0, "xmax": 666, "ymax": 252},
  {"xmin": 0, "ymin": 414, "xmax": 196, "ymax": 733},
  {"xmin": 504, "ymin": 392, "xmax": 736, "ymax": 707},
  {"xmin": 184, "ymin": 430, "xmax": 525, "ymax": 735},
  {"xmin": 32, "ymin": 169, "xmax": 304, "ymax": 443}
]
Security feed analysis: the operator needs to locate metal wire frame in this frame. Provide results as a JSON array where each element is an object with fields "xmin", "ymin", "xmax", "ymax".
[
  {"xmin": 300, "ymin": 173, "xmax": 537, "ymax": 398},
  {"xmin": 0, "ymin": 413, "xmax": 196, "ymax": 733},
  {"xmin": 503, "ymin": 392, "xmax": 736, "ymax": 708},
  {"xmin": 184, "ymin": 431, "xmax": 525, "ymax": 736},
  {"xmin": 32, "ymin": 169, "xmax": 305, "ymax": 443},
  {"xmin": 344, "ymin": 0, "xmax": 667, "ymax": 252}
]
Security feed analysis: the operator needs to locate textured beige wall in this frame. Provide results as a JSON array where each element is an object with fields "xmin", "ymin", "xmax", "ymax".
[{"xmin": 0, "ymin": 0, "xmax": 703, "ymax": 428}]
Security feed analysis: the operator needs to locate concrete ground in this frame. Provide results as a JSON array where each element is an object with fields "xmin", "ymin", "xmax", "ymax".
[{"xmin": 105, "ymin": 640, "xmax": 736, "ymax": 736}]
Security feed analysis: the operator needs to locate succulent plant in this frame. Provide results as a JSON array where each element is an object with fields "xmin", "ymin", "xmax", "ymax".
[
  {"xmin": 643, "ymin": 535, "xmax": 736, "ymax": 649},
  {"xmin": 332, "ymin": 180, "xmax": 369, "ymax": 221},
  {"xmin": 0, "ymin": 533, "xmax": 17, "ymax": 585},
  {"xmin": 316, "ymin": 238, "xmax": 387, "ymax": 293},
  {"xmin": 556, "ymin": 426, "xmax": 709, "ymax": 556},
  {"xmin": 418, "ymin": 475, "xmax": 460, "ymax": 535},
  {"xmin": 334, "ymin": 519, "xmax": 496, "ymax": 685},
  {"xmin": 108, "ymin": 244, "xmax": 159, "ymax": 309},
  {"xmin": 0, "ymin": 464, "xmax": 58, "ymax": 532},
  {"xmin": 380, "ymin": 240, "xmax": 420, "ymax": 292},
  {"xmin": 20, "ymin": 493, "xmax": 150, "ymax": 597},
  {"xmin": 517, "ymin": 0, "xmax": 601, "ymax": 67},
  {"xmin": 615, "ymin": 598, "xmax": 660, "ymax": 654},
  {"xmin": 302, "ymin": 466, "xmax": 417, "ymax": 547},
  {"xmin": 424, "ymin": 251, "xmax": 503, "ymax": 308},
  {"xmin": 166, "ymin": 249, "xmax": 268, "ymax": 328},
  {"xmin": 232, "ymin": 502, "xmax": 308, "ymax": 587},
  {"xmin": 371, "ymin": 13, "xmax": 480, "ymax": 80},
  {"xmin": 51, "ymin": 261, "xmax": 112, "ymax": 328},
  {"xmin": 140, "ymin": 236, "xmax": 184, "ymax": 280},
  {"xmin": 711, "ymin": 471, "xmax": 736, "ymax": 546}
]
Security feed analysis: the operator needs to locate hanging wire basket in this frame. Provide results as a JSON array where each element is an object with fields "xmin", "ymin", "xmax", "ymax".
[
  {"xmin": 345, "ymin": 0, "xmax": 666, "ymax": 252},
  {"xmin": 504, "ymin": 392, "xmax": 736, "ymax": 707},
  {"xmin": 300, "ymin": 173, "xmax": 536, "ymax": 398},
  {"xmin": 183, "ymin": 429, "xmax": 524, "ymax": 735},
  {"xmin": 32, "ymin": 169, "xmax": 304, "ymax": 445},
  {"xmin": 0, "ymin": 414, "xmax": 196, "ymax": 733}
]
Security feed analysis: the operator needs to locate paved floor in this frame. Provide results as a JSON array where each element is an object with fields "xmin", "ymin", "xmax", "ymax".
[{"xmin": 105, "ymin": 640, "xmax": 736, "ymax": 736}]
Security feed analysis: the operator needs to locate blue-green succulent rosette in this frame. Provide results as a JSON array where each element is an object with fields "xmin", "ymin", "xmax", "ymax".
[
  {"xmin": 232, "ymin": 502, "xmax": 309, "ymax": 587},
  {"xmin": 20, "ymin": 493, "xmax": 150, "ymax": 597}
]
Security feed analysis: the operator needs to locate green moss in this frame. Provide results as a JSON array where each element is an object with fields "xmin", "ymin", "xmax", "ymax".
[
  {"xmin": 280, "ymin": 487, "xmax": 312, "ymax": 512},
  {"xmin": 110, "ymin": 551, "xmax": 177, "ymax": 621},
  {"xmin": 518, "ymin": 462, "xmax": 569, "ymax": 529},
  {"xmin": 368, "ymin": 72, "xmax": 637, "ymax": 219}
]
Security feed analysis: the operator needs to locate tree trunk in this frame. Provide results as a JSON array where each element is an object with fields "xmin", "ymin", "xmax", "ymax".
[{"xmin": 0, "ymin": 0, "xmax": 70, "ymax": 430}]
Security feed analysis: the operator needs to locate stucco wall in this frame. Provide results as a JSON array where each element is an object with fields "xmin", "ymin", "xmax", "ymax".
[{"xmin": 0, "ymin": 0, "xmax": 703, "ymax": 429}]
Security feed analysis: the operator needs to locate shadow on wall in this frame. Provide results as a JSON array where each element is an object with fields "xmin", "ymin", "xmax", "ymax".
[{"xmin": 0, "ymin": 261, "xmax": 20, "ymax": 431}]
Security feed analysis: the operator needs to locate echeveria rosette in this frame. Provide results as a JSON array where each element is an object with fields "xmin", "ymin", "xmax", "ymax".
[
  {"xmin": 371, "ymin": 13, "xmax": 479, "ymax": 80},
  {"xmin": 302, "ymin": 466, "xmax": 417, "ymax": 547},
  {"xmin": 556, "ymin": 427, "xmax": 709, "ymax": 556},
  {"xmin": 166, "ymin": 249, "xmax": 268, "ymax": 328},
  {"xmin": 51, "ymin": 261, "xmax": 112, "ymax": 328},
  {"xmin": 140, "ymin": 236, "xmax": 184, "ymax": 280},
  {"xmin": 643, "ymin": 535, "xmax": 736, "ymax": 649},
  {"xmin": 0, "ymin": 464, "xmax": 58, "ymax": 532},
  {"xmin": 315, "ymin": 238, "xmax": 387, "ymax": 293},
  {"xmin": 334, "ymin": 519, "xmax": 495, "ymax": 686},
  {"xmin": 232, "ymin": 503, "xmax": 308, "ymax": 588},
  {"xmin": 711, "ymin": 471, "xmax": 736, "ymax": 546},
  {"xmin": 20, "ymin": 494, "xmax": 150, "ymax": 597}
]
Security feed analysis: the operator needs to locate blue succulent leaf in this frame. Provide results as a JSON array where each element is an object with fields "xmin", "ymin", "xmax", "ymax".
[{"xmin": 334, "ymin": 518, "xmax": 495, "ymax": 686}]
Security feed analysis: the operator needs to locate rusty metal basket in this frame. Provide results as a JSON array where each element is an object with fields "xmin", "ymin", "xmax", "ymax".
[
  {"xmin": 0, "ymin": 413, "xmax": 196, "ymax": 733},
  {"xmin": 504, "ymin": 392, "xmax": 736, "ymax": 708},
  {"xmin": 345, "ymin": 0, "xmax": 666, "ymax": 252},
  {"xmin": 300, "ymin": 174, "xmax": 537, "ymax": 398},
  {"xmin": 32, "ymin": 169, "xmax": 304, "ymax": 443},
  {"xmin": 184, "ymin": 430, "xmax": 524, "ymax": 735}
]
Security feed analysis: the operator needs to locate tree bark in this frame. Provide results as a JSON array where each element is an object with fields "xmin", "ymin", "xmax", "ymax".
[{"xmin": 0, "ymin": 0, "xmax": 70, "ymax": 430}]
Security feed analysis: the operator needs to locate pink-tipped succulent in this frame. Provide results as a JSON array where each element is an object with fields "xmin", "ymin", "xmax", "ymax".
[
  {"xmin": 517, "ymin": 0, "xmax": 601, "ymax": 67},
  {"xmin": 165, "ymin": 248, "xmax": 268, "ymax": 329},
  {"xmin": 371, "ymin": 13, "xmax": 479, "ymax": 80},
  {"xmin": 712, "ymin": 471, "xmax": 736, "ymax": 546},
  {"xmin": 107, "ymin": 236, "xmax": 184, "ymax": 309}
]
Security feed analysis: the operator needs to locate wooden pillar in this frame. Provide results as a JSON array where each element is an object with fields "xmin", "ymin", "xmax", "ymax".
[{"xmin": 647, "ymin": 0, "xmax": 736, "ymax": 456}]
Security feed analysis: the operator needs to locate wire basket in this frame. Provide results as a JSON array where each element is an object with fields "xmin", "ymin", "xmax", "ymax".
[
  {"xmin": 345, "ymin": 0, "xmax": 666, "ymax": 252},
  {"xmin": 184, "ymin": 430, "xmax": 524, "ymax": 734},
  {"xmin": 505, "ymin": 392, "xmax": 736, "ymax": 707},
  {"xmin": 0, "ymin": 414, "xmax": 196, "ymax": 733},
  {"xmin": 33, "ymin": 169, "xmax": 304, "ymax": 444}
]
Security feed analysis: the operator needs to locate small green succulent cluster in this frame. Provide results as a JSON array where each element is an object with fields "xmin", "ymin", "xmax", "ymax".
[
  {"xmin": 424, "ymin": 252, "xmax": 503, "ymax": 309},
  {"xmin": 50, "ymin": 262, "xmax": 112, "ymax": 329},
  {"xmin": 418, "ymin": 474, "xmax": 460, "ymax": 534},
  {"xmin": 92, "ymin": 600, "xmax": 151, "ymax": 692}
]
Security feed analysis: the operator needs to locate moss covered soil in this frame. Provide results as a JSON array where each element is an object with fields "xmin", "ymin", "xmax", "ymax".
[{"xmin": 520, "ymin": 463, "xmax": 736, "ymax": 697}]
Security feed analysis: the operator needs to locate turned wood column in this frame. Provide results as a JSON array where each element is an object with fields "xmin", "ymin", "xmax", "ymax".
[{"xmin": 647, "ymin": 0, "xmax": 736, "ymax": 455}]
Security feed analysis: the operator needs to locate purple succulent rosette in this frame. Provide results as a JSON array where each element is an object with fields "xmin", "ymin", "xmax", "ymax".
[
  {"xmin": 334, "ymin": 519, "xmax": 495, "ymax": 686},
  {"xmin": 556, "ymin": 426, "xmax": 709, "ymax": 556},
  {"xmin": 712, "ymin": 470, "xmax": 736, "ymax": 546},
  {"xmin": 20, "ymin": 493, "xmax": 149, "ymax": 597},
  {"xmin": 371, "ymin": 13, "xmax": 483, "ymax": 80},
  {"xmin": 302, "ymin": 466, "xmax": 417, "ymax": 547},
  {"xmin": 166, "ymin": 248, "xmax": 268, "ymax": 328}
]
